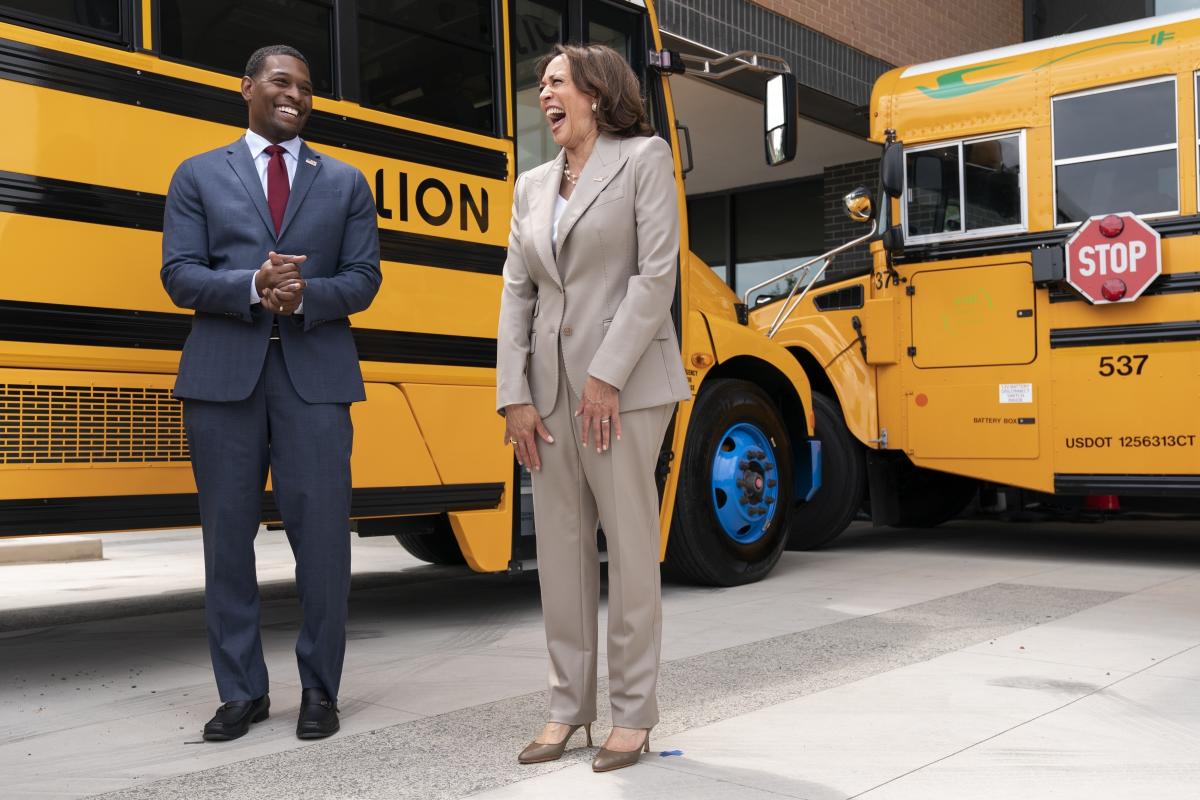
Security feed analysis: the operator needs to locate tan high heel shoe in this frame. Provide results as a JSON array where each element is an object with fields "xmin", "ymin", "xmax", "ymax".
[
  {"xmin": 591, "ymin": 728, "xmax": 651, "ymax": 772},
  {"xmin": 517, "ymin": 723, "xmax": 593, "ymax": 764}
]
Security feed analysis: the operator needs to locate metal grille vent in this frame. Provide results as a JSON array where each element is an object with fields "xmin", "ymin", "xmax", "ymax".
[{"xmin": 0, "ymin": 384, "xmax": 188, "ymax": 465}]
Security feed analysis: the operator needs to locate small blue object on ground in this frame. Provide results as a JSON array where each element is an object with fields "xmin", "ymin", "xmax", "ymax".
[{"xmin": 658, "ymin": 749, "xmax": 684, "ymax": 757}]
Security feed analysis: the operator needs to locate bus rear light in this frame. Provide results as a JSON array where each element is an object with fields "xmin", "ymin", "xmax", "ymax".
[
  {"xmin": 1101, "ymin": 278, "xmax": 1127, "ymax": 301},
  {"xmin": 1098, "ymin": 214, "xmax": 1124, "ymax": 238}
]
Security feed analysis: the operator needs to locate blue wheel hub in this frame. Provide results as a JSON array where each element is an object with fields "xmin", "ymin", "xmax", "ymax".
[{"xmin": 709, "ymin": 422, "xmax": 780, "ymax": 545}]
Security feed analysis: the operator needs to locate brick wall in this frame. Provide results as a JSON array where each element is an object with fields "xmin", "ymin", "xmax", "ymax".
[
  {"xmin": 823, "ymin": 158, "xmax": 879, "ymax": 278},
  {"xmin": 751, "ymin": 0, "xmax": 1024, "ymax": 67}
]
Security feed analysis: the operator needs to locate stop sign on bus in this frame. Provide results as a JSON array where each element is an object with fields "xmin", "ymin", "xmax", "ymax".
[{"xmin": 1064, "ymin": 212, "xmax": 1161, "ymax": 304}]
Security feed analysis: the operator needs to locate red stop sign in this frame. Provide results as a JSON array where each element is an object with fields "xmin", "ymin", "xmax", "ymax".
[{"xmin": 1065, "ymin": 212, "xmax": 1161, "ymax": 304}]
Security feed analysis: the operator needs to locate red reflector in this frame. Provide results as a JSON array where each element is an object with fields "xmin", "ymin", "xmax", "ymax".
[
  {"xmin": 1085, "ymin": 495, "xmax": 1120, "ymax": 511},
  {"xmin": 1098, "ymin": 214, "xmax": 1124, "ymax": 238},
  {"xmin": 1101, "ymin": 278, "xmax": 1127, "ymax": 301}
]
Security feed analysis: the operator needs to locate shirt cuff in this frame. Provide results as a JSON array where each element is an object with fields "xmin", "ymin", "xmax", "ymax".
[{"xmin": 249, "ymin": 272, "xmax": 261, "ymax": 305}]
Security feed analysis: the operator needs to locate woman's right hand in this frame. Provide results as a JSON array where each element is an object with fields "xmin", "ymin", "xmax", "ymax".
[{"xmin": 504, "ymin": 404, "xmax": 554, "ymax": 471}]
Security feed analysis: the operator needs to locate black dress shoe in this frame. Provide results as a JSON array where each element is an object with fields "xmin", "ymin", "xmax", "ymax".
[
  {"xmin": 202, "ymin": 695, "xmax": 270, "ymax": 741},
  {"xmin": 297, "ymin": 688, "xmax": 339, "ymax": 739}
]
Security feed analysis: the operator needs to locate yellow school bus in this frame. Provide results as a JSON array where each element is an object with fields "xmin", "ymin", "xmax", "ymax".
[
  {"xmin": 0, "ymin": 0, "xmax": 821, "ymax": 586},
  {"xmin": 766, "ymin": 10, "xmax": 1200, "ymax": 548}
]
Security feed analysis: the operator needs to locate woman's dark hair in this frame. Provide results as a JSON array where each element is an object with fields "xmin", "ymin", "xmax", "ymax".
[{"xmin": 535, "ymin": 44, "xmax": 653, "ymax": 138}]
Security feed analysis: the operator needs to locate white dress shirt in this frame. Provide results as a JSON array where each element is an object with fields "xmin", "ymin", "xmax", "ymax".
[{"xmin": 244, "ymin": 129, "xmax": 303, "ymax": 309}]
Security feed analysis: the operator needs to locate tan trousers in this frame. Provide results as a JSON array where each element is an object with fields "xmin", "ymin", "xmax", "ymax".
[{"xmin": 530, "ymin": 357, "xmax": 674, "ymax": 729}]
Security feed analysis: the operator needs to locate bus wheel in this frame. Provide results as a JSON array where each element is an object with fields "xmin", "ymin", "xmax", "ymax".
[
  {"xmin": 786, "ymin": 392, "xmax": 865, "ymax": 550},
  {"xmin": 666, "ymin": 379, "xmax": 793, "ymax": 586},
  {"xmin": 394, "ymin": 519, "xmax": 465, "ymax": 565},
  {"xmin": 892, "ymin": 464, "xmax": 977, "ymax": 528}
]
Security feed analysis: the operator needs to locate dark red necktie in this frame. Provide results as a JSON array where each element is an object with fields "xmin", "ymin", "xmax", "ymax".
[{"xmin": 265, "ymin": 144, "xmax": 289, "ymax": 235}]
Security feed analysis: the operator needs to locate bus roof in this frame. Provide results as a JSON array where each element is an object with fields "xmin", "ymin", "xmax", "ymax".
[{"xmin": 871, "ymin": 9, "xmax": 1200, "ymax": 143}]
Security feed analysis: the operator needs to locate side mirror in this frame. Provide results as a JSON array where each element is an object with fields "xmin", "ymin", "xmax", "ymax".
[
  {"xmin": 881, "ymin": 140, "xmax": 904, "ymax": 198},
  {"xmin": 764, "ymin": 73, "xmax": 797, "ymax": 166},
  {"xmin": 843, "ymin": 186, "xmax": 875, "ymax": 223}
]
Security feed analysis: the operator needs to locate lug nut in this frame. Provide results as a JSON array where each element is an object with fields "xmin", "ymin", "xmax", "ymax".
[{"xmin": 767, "ymin": 479, "xmax": 777, "ymax": 488}]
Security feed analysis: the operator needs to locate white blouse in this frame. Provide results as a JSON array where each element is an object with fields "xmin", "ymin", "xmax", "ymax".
[{"xmin": 552, "ymin": 193, "xmax": 568, "ymax": 256}]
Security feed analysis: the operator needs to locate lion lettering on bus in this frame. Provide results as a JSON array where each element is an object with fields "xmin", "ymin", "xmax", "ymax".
[
  {"xmin": 1075, "ymin": 241, "xmax": 1148, "ymax": 277},
  {"xmin": 372, "ymin": 169, "xmax": 489, "ymax": 233}
]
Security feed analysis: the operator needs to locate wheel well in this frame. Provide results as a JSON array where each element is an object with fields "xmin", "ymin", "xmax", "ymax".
[
  {"xmin": 702, "ymin": 356, "xmax": 808, "ymax": 455},
  {"xmin": 787, "ymin": 347, "xmax": 837, "ymax": 407}
]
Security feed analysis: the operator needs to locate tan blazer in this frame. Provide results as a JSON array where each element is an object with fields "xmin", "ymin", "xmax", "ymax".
[{"xmin": 496, "ymin": 133, "xmax": 690, "ymax": 416}]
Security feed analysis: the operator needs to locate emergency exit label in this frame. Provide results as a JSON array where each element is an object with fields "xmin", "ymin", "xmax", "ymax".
[{"xmin": 999, "ymin": 383, "xmax": 1033, "ymax": 404}]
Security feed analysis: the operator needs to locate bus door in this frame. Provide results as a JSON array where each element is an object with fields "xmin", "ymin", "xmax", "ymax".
[{"xmin": 900, "ymin": 144, "xmax": 1040, "ymax": 464}]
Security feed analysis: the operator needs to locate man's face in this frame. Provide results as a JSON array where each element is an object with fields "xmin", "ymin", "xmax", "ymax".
[{"xmin": 241, "ymin": 55, "xmax": 313, "ymax": 143}]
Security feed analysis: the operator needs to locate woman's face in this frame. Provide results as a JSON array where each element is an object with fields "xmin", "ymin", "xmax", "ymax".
[{"xmin": 539, "ymin": 54, "xmax": 597, "ymax": 151}]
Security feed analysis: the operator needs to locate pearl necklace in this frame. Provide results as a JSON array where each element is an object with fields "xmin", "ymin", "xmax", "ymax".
[{"xmin": 563, "ymin": 164, "xmax": 581, "ymax": 185}]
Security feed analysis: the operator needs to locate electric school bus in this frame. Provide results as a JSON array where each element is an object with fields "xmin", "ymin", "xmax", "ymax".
[
  {"xmin": 760, "ymin": 10, "xmax": 1200, "ymax": 550},
  {"xmin": 0, "ymin": 0, "xmax": 821, "ymax": 586}
]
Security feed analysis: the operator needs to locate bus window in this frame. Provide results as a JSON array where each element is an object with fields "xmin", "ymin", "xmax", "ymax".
[
  {"xmin": 512, "ymin": 0, "xmax": 565, "ymax": 174},
  {"xmin": 159, "ymin": 0, "xmax": 335, "ymax": 96},
  {"xmin": 358, "ymin": 0, "xmax": 497, "ymax": 134},
  {"xmin": 905, "ymin": 134, "xmax": 1024, "ymax": 240},
  {"xmin": 963, "ymin": 135, "xmax": 1021, "ymax": 230},
  {"xmin": 905, "ymin": 144, "xmax": 960, "ymax": 237},
  {"xmin": 0, "ymin": 0, "xmax": 122, "ymax": 41},
  {"xmin": 587, "ymin": 2, "xmax": 643, "ymax": 75},
  {"xmin": 1052, "ymin": 78, "xmax": 1178, "ymax": 224}
]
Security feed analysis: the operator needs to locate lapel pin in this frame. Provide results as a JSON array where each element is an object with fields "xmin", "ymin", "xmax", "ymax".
[
  {"xmin": 593, "ymin": 176, "xmax": 606, "ymax": 181},
  {"xmin": 305, "ymin": 158, "xmax": 318, "ymax": 166}
]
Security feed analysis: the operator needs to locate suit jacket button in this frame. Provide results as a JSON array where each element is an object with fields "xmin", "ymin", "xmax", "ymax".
[{"xmin": 562, "ymin": 326, "xmax": 573, "ymax": 336}]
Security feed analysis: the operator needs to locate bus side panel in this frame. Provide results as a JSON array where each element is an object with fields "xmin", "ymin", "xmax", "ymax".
[{"xmin": 402, "ymin": 383, "xmax": 513, "ymax": 571}]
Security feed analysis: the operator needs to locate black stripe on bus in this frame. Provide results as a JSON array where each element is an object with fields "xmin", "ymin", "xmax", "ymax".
[
  {"xmin": 0, "ymin": 484, "xmax": 504, "ymax": 536},
  {"xmin": 1048, "ymin": 271, "xmax": 1200, "ymax": 303},
  {"xmin": 0, "ymin": 37, "xmax": 508, "ymax": 180},
  {"xmin": 0, "ymin": 169, "xmax": 165, "ymax": 229},
  {"xmin": 1048, "ymin": 320, "xmax": 1200, "ymax": 349},
  {"xmin": 0, "ymin": 170, "xmax": 507, "ymax": 275},
  {"xmin": 379, "ymin": 230, "xmax": 505, "ymax": 275},
  {"xmin": 894, "ymin": 215, "xmax": 1200, "ymax": 265},
  {"xmin": 0, "ymin": 300, "xmax": 497, "ymax": 368},
  {"xmin": 1054, "ymin": 473, "xmax": 1200, "ymax": 497}
]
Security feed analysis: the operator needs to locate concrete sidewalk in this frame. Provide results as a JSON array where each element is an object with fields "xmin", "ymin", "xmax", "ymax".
[{"xmin": 2, "ymin": 520, "xmax": 1199, "ymax": 799}]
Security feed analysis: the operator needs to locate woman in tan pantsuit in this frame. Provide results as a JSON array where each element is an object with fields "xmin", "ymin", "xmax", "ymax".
[{"xmin": 495, "ymin": 43, "xmax": 690, "ymax": 773}]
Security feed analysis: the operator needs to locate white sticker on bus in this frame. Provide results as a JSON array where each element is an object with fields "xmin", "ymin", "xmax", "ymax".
[{"xmin": 999, "ymin": 383, "xmax": 1033, "ymax": 404}]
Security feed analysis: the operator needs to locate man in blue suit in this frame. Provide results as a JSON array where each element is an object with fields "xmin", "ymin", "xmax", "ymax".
[{"xmin": 161, "ymin": 44, "xmax": 381, "ymax": 742}]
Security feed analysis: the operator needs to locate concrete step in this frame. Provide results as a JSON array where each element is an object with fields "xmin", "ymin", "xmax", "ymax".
[{"xmin": 0, "ymin": 535, "xmax": 102, "ymax": 565}]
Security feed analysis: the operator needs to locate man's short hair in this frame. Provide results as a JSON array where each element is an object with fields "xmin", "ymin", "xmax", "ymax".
[{"xmin": 244, "ymin": 45, "xmax": 309, "ymax": 79}]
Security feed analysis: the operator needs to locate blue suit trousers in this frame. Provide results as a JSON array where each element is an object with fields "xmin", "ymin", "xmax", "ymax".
[{"xmin": 183, "ymin": 340, "xmax": 353, "ymax": 703}]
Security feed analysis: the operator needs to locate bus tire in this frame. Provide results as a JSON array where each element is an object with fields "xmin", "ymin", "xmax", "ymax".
[
  {"xmin": 665, "ymin": 379, "xmax": 793, "ymax": 586},
  {"xmin": 394, "ymin": 527, "xmax": 465, "ymax": 565},
  {"xmin": 786, "ymin": 392, "xmax": 865, "ymax": 550},
  {"xmin": 891, "ymin": 465, "xmax": 977, "ymax": 528}
]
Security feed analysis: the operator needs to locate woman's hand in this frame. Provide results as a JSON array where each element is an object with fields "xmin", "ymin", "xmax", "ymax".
[
  {"xmin": 576, "ymin": 376, "xmax": 620, "ymax": 453},
  {"xmin": 504, "ymin": 404, "xmax": 554, "ymax": 471}
]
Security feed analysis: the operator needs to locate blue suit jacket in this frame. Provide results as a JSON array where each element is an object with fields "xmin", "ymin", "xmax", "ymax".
[{"xmin": 161, "ymin": 138, "xmax": 381, "ymax": 404}]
